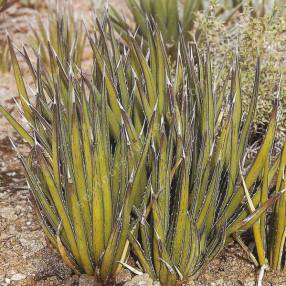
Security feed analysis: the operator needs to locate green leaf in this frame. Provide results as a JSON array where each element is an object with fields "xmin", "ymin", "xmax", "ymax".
[{"xmin": 8, "ymin": 37, "xmax": 34, "ymax": 124}]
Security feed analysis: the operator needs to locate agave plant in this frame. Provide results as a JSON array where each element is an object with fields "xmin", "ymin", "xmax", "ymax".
[
  {"xmin": 110, "ymin": 0, "xmax": 248, "ymax": 57},
  {"xmin": 0, "ymin": 13, "xmax": 282, "ymax": 286},
  {"xmin": 111, "ymin": 0, "xmax": 203, "ymax": 49},
  {"xmin": 239, "ymin": 138, "xmax": 286, "ymax": 271},
  {"xmin": 0, "ymin": 39, "xmax": 9, "ymax": 72},
  {"xmin": 0, "ymin": 0, "xmax": 16, "ymax": 72},
  {"xmin": 268, "ymin": 143, "xmax": 286, "ymax": 271},
  {"xmin": 0, "ymin": 16, "xmax": 158, "ymax": 283},
  {"xmin": 30, "ymin": 8, "xmax": 86, "ymax": 70},
  {"xmin": 16, "ymin": 83, "xmax": 155, "ymax": 282},
  {"xmin": 125, "ymin": 30, "xmax": 282, "ymax": 284}
]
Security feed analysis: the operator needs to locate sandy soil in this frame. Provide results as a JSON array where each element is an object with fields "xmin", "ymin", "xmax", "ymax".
[{"xmin": 1, "ymin": 1, "xmax": 286, "ymax": 286}]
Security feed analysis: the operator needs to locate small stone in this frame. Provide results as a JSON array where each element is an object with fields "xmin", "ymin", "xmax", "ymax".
[
  {"xmin": 243, "ymin": 277, "xmax": 256, "ymax": 286},
  {"xmin": 216, "ymin": 279, "xmax": 224, "ymax": 285},
  {"xmin": 15, "ymin": 205, "xmax": 22, "ymax": 215},
  {"xmin": 10, "ymin": 273, "xmax": 26, "ymax": 281},
  {"xmin": 0, "ymin": 207, "xmax": 17, "ymax": 220},
  {"xmin": 124, "ymin": 274, "xmax": 160, "ymax": 286},
  {"xmin": 115, "ymin": 269, "xmax": 132, "ymax": 284},
  {"xmin": 185, "ymin": 279, "xmax": 195, "ymax": 286},
  {"xmin": 79, "ymin": 274, "xmax": 94, "ymax": 286},
  {"xmin": 209, "ymin": 279, "xmax": 225, "ymax": 286},
  {"xmin": 19, "ymin": 232, "xmax": 45, "ymax": 256},
  {"xmin": 4, "ymin": 278, "xmax": 11, "ymax": 284},
  {"xmin": 64, "ymin": 275, "xmax": 79, "ymax": 286}
]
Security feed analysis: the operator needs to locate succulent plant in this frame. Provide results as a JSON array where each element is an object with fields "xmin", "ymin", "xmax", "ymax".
[
  {"xmin": 126, "ymin": 29, "xmax": 282, "ymax": 284},
  {"xmin": 0, "ymin": 12, "xmax": 283, "ymax": 286},
  {"xmin": 111, "ymin": 0, "xmax": 203, "ymax": 52},
  {"xmin": 110, "ymin": 0, "xmax": 248, "ymax": 59},
  {"xmin": 241, "ymin": 137, "xmax": 286, "ymax": 271},
  {"xmin": 30, "ymin": 7, "xmax": 86, "ymax": 70},
  {"xmin": 0, "ymin": 0, "xmax": 15, "ymax": 72}
]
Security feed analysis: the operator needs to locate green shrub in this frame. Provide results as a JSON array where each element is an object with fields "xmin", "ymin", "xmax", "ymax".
[{"xmin": 196, "ymin": 3, "xmax": 286, "ymax": 144}]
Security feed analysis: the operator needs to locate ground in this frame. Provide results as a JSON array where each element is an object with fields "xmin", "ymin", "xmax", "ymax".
[{"xmin": 1, "ymin": 1, "xmax": 286, "ymax": 285}]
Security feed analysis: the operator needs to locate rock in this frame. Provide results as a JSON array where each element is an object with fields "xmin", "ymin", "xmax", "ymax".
[
  {"xmin": 209, "ymin": 279, "xmax": 225, "ymax": 286},
  {"xmin": 185, "ymin": 280, "xmax": 196, "ymax": 286},
  {"xmin": 79, "ymin": 274, "xmax": 95, "ymax": 286},
  {"xmin": 0, "ymin": 276, "xmax": 5, "ymax": 284},
  {"xmin": 10, "ymin": 273, "xmax": 26, "ymax": 281},
  {"xmin": 64, "ymin": 275, "xmax": 79, "ymax": 286},
  {"xmin": 0, "ymin": 207, "xmax": 17, "ymax": 220},
  {"xmin": 123, "ymin": 274, "xmax": 160, "ymax": 286},
  {"xmin": 115, "ymin": 270, "xmax": 132, "ymax": 284},
  {"xmin": 19, "ymin": 231, "xmax": 46, "ymax": 257},
  {"xmin": 243, "ymin": 277, "xmax": 256, "ymax": 286},
  {"xmin": 0, "ymin": 276, "xmax": 11, "ymax": 286}
]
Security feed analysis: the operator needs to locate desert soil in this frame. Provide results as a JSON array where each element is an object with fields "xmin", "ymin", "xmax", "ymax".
[{"xmin": 1, "ymin": 1, "xmax": 286, "ymax": 285}]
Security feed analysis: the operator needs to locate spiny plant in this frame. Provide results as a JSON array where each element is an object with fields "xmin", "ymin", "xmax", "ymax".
[
  {"xmin": 110, "ymin": 0, "xmax": 246, "ymax": 57},
  {"xmin": 0, "ymin": 38, "xmax": 9, "ymax": 72},
  {"xmin": 197, "ymin": 6, "xmax": 286, "ymax": 266},
  {"xmin": 31, "ymin": 7, "xmax": 86, "ymax": 70},
  {"xmin": 267, "ymin": 143, "xmax": 286, "ymax": 271},
  {"xmin": 239, "ymin": 137, "xmax": 286, "ymax": 271},
  {"xmin": 0, "ymin": 14, "xmax": 282, "ymax": 285},
  {"xmin": 111, "ymin": 0, "xmax": 203, "ymax": 48},
  {"xmin": 125, "ymin": 30, "xmax": 282, "ymax": 284},
  {"xmin": 1, "ymin": 17, "xmax": 157, "ymax": 284},
  {"xmin": 0, "ymin": 0, "xmax": 15, "ymax": 72}
]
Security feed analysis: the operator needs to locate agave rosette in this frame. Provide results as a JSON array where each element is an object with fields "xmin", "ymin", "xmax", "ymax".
[
  {"xmin": 1, "ymin": 17, "xmax": 155, "ymax": 283},
  {"xmin": 125, "ymin": 29, "xmax": 281, "ymax": 284}
]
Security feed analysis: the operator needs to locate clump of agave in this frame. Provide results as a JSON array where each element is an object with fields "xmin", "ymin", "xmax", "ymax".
[
  {"xmin": 111, "ymin": 0, "xmax": 202, "ymax": 47},
  {"xmin": 2, "ymin": 16, "xmax": 159, "ymax": 283},
  {"xmin": 30, "ymin": 7, "xmax": 86, "ymax": 69},
  {"xmin": 126, "ymin": 29, "xmax": 282, "ymax": 284},
  {"xmin": 0, "ymin": 11, "xmax": 284, "ymax": 286},
  {"xmin": 111, "ymin": 0, "xmax": 245, "ymax": 56}
]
